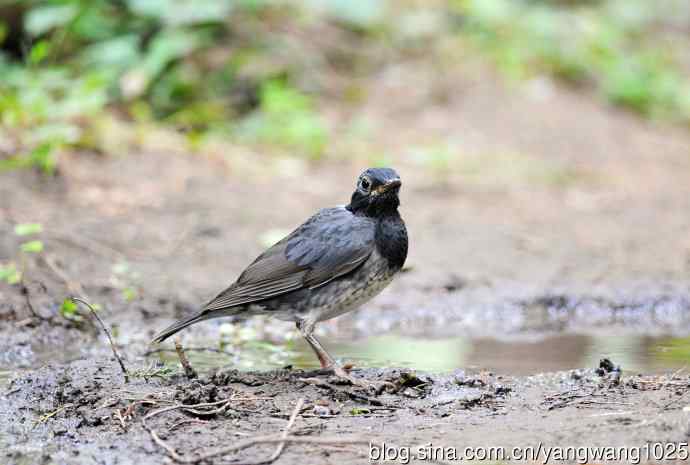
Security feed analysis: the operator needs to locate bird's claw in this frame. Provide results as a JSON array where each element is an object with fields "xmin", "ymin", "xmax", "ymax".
[{"xmin": 331, "ymin": 365, "xmax": 394, "ymax": 394}]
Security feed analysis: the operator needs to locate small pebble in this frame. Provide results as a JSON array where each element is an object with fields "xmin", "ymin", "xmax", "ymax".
[{"xmin": 312, "ymin": 405, "xmax": 331, "ymax": 416}]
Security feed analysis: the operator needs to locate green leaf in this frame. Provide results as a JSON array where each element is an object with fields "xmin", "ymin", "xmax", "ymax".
[
  {"xmin": 20, "ymin": 240, "xmax": 44, "ymax": 253},
  {"xmin": 14, "ymin": 223, "xmax": 43, "ymax": 236},
  {"xmin": 80, "ymin": 35, "xmax": 140, "ymax": 69},
  {"xmin": 122, "ymin": 287, "xmax": 138, "ymax": 301},
  {"xmin": 25, "ymin": 5, "xmax": 78, "ymax": 36},
  {"xmin": 0, "ymin": 263, "xmax": 21, "ymax": 285},
  {"xmin": 33, "ymin": 144, "xmax": 57, "ymax": 175},
  {"xmin": 312, "ymin": 0, "xmax": 386, "ymax": 28},
  {"xmin": 28, "ymin": 40, "xmax": 51, "ymax": 65},
  {"xmin": 60, "ymin": 298, "xmax": 82, "ymax": 321},
  {"xmin": 127, "ymin": 0, "xmax": 233, "ymax": 26},
  {"xmin": 350, "ymin": 407, "xmax": 371, "ymax": 415}
]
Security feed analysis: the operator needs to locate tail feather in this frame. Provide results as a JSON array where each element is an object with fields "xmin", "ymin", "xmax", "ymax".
[{"xmin": 151, "ymin": 313, "xmax": 209, "ymax": 343}]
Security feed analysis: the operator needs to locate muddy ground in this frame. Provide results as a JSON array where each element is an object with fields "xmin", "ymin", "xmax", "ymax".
[
  {"xmin": 2, "ymin": 58, "xmax": 690, "ymax": 464},
  {"xmin": 3, "ymin": 359, "xmax": 690, "ymax": 465}
]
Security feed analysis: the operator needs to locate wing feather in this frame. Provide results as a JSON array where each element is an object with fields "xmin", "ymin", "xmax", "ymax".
[{"xmin": 201, "ymin": 207, "xmax": 375, "ymax": 313}]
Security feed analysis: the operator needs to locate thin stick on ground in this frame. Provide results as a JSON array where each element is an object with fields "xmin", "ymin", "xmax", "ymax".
[
  {"xmin": 150, "ymin": 433, "xmax": 368, "ymax": 464},
  {"xmin": 32, "ymin": 404, "xmax": 74, "ymax": 429},
  {"xmin": 300, "ymin": 377, "xmax": 396, "ymax": 408},
  {"xmin": 71, "ymin": 297, "xmax": 129, "ymax": 383},
  {"xmin": 142, "ymin": 398, "xmax": 366, "ymax": 464},
  {"xmin": 260, "ymin": 397, "xmax": 304, "ymax": 465},
  {"xmin": 174, "ymin": 337, "xmax": 198, "ymax": 380}
]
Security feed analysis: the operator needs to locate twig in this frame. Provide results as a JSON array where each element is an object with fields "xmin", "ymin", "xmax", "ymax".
[
  {"xmin": 151, "ymin": 433, "xmax": 367, "ymax": 464},
  {"xmin": 71, "ymin": 297, "xmax": 129, "ymax": 383},
  {"xmin": 576, "ymin": 400, "xmax": 632, "ymax": 407},
  {"xmin": 663, "ymin": 388, "xmax": 690, "ymax": 410},
  {"xmin": 32, "ymin": 404, "xmax": 73, "ymax": 429},
  {"xmin": 142, "ymin": 398, "xmax": 366, "ymax": 464},
  {"xmin": 114, "ymin": 408, "xmax": 127, "ymax": 431},
  {"xmin": 170, "ymin": 419, "xmax": 209, "ymax": 431},
  {"xmin": 187, "ymin": 436, "xmax": 369, "ymax": 463},
  {"xmin": 144, "ymin": 399, "xmax": 233, "ymax": 421},
  {"xmin": 300, "ymin": 377, "xmax": 395, "ymax": 408},
  {"xmin": 148, "ymin": 424, "xmax": 186, "ymax": 461},
  {"xmin": 261, "ymin": 398, "xmax": 304, "ymax": 465},
  {"xmin": 174, "ymin": 338, "xmax": 198, "ymax": 380},
  {"xmin": 181, "ymin": 401, "xmax": 231, "ymax": 417}
]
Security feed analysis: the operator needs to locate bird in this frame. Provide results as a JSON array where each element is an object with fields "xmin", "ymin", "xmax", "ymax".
[{"xmin": 152, "ymin": 167, "xmax": 408, "ymax": 385}]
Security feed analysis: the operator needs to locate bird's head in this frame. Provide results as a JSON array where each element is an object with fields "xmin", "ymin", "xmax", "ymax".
[{"xmin": 347, "ymin": 167, "xmax": 402, "ymax": 216}]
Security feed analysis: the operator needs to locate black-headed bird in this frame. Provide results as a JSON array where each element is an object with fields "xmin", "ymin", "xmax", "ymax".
[{"xmin": 153, "ymin": 167, "xmax": 408, "ymax": 386}]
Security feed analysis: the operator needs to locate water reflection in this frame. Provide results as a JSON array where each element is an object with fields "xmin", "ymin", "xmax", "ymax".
[
  {"xmin": 163, "ymin": 333, "xmax": 690, "ymax": 375},
  {"xmin": 4, "ymin": 333, "xmax": 689, "ymax": 388}
]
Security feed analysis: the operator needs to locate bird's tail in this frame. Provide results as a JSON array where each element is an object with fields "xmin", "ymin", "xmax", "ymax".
[{"xmin": 151, "ymin": 312, "xmax": 211, "ymax": 343}]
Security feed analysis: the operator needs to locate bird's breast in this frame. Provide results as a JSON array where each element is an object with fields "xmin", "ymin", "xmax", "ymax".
[
  {"xmin": 374, "ymin": 213, "xmax": 408, "ymax": 271},
  {"xmin": 307, "ymin": 249, "xmax": 398, "ymax": 323}
]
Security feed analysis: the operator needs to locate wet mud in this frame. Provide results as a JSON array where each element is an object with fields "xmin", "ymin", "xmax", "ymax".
[{"xmin": 3, "ymin": 357, "xmax": 690, "ymax": 465}]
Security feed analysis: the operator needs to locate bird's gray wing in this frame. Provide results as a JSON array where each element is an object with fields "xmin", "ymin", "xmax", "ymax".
[{"xmin": 202, "ymin": 207, "xmax": 376, "ymax": 312}]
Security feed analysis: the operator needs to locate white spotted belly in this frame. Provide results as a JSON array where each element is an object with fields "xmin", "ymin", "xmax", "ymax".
[{"xmin": 310, "ymin": 268, "xmax": 396, "ymax": 323}]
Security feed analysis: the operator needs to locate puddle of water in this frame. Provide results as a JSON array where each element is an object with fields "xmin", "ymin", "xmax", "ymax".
[
  {"xmin": 4, "ymin": 332, "xmax": 688, "ymax": 386},
  {"xmin": 153, "ymin": 332, "xmax": 690, "ymax": 376}
]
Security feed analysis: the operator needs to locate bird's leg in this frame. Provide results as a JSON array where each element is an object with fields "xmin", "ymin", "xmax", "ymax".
[
  {"xmin": 296, "ymin": 320, "xmax": 338, "ymax": 370},
  {"xmin": 296, "ymin": 321, "xmax": 389, "ymax": 391}
]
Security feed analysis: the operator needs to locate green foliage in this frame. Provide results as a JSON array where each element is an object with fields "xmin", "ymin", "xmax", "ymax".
[
  {"xmin": 14, "ymin": 223, "xmax": 44, "ymax": 236},
  {"xmin": 454, "ymin": 0, "xmax": 690, "ymax": 121},
  {"xmin": 236, "ymin": 80, "xmax": 328, "ymax": 158},
  {"xmin": 59, "ymin": 298, "xmax": 83, "ymax": 322},
  {"xmin": 111, "ymin": 261, "xmax": 141, "ymax": 302},
  {"xmin": 20, "ymin": 240, "xmax": 44, "ymax": 253},
  {"xmin": 0, "ymin": 0, "xmax": 342, "ymax": 170},
  {"xmin": 122, "ymin": 286, "xmax": 138, "ymax": 302},
  {"xmin": 0, "ymin": 222, "xmax": 46, "ymax": 284},
  {"xmin": 0, "ymin": 263, "xmax": 21, "ymax": 285},
  {"xmin": 1, "ymin": 0, "xmax": 688, "ymax": 174},
  {"xmin": 14, "ymin": 223, "xmax": 44, "ymax": 253}
]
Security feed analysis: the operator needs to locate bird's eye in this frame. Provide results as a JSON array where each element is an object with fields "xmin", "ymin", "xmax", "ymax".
[{"xmin": 360, "ymin": 177, "xmax": 371, "ymax": 191}]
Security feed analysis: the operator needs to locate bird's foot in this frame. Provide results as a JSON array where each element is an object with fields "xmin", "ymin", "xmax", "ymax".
[{"xmin": 330, "ymin": 364, "xmax": 395, "ymax": 394}]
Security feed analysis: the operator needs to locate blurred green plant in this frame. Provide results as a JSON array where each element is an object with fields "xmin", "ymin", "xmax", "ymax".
[
  {"xmin": 236, "ymin": 80, "xmax": 328, "ymax": 158},
  {"xmin": 14, "ymin": 223, "xmax": 43, "ymax": 235},
  {"xmin": 59, "ymin": 297, "xmax": 83, "ymax": 322},
  {"xmin": 0, "ymin": 262, "xmax": 21, "ymax": 284},
  {"xmin": 0, "ymin": 221, "xmax": 43, "ymax": 284},
  {"xmin": 1, "ymin": 0, "xmax": 688, "ymax": 175},
  {"xmin": 110, "ymin": 261, "xmax": 140, "ymax": 302},
  {"xmin": 0, "ymin": 221, "xmax": 95, "ymax": 323},
  {"xmin": 0, "ymin": 0, "xmax": 343, "ymax": 171},
  {"xmin": 454, "ymin": 0, "xmax": 690, "ymax": 122}
]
